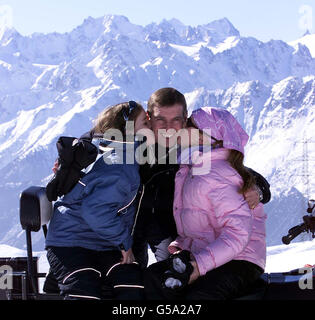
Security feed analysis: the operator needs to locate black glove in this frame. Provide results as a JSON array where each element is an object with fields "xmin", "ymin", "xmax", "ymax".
[
  {"xmin": 46, "ymin": 137, "xmax": 97, "ymax": 201},
  {"xmin": 162, "ymin": 250, "xmax": 193, "ymax": 291}
]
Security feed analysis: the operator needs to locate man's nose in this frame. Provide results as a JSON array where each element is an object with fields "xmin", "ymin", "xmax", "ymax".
[
  {"xmin": 165, "ymin": 122, "xmax": 172, "ymax": 131},
  {"xmin": 166, "ymin": 121, "xmax": 178, "ymax": 131}
]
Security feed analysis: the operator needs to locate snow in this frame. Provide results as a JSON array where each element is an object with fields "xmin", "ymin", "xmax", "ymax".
[
  {"xmin": 169, "ymin": 36, "xmax": 240, "ymax": 59},
  {"xmin": 210, "ymin": 36, "xmax": 240, "ymax": 54},
  {"xmin": 289, "ymin": 33, "xmax": 315, "ymax": 58},
  {"xmin": 265, "ymin": 238, "xmax": 315, "ymax": 272},
  {"xmin": 0, "ymin": 14, "xmax": 314, "ymax": 252},
  {"xmin": 169, "ymin": 42, "xmax": 206, "ymax": 58}
]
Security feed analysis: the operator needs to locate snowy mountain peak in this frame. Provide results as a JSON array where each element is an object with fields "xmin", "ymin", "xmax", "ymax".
[
  {"xmin": 0, "ymin": 26, "xmax": 21, "ymax": 44},
  {"xmin": 186, "ymin": 17, "xmax": 240, "ymax": 46},
  {"xmin": 166, "ymin": 18, "xmax": 186, "ymax": 28},
  {"xmin": 101, "ymin": 14, "xmax": 144, "ymax": 41},
  {"xmin": 293, "ymin": 42, "xmax": 312, "ymax": 58},
  {"xmin": 203, "ymin": 17, "xmax": 240, "ymax": 38},
  {"xmin": 303, "ymin": 30, "xmax": 311, "ymax": 36},
  {"xmin": 289, "ymin": 33, "xmax": 315, "ymax": 58},
  {"xmin": 102, "ymin": 14, "xmax": 130, "ymax": 27},
  {"xmin": 101, "ymin": 14, "xmax": 140, "ymax": 34}
]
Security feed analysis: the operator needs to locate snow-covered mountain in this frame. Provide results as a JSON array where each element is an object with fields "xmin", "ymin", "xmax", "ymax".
[
  {"xmin": 0, "ymin": 15, "xmax": 314, "ymax": 250},
  {"xmin": 289, "ymin": 32, "xmax": 315, "ymax": 58}
]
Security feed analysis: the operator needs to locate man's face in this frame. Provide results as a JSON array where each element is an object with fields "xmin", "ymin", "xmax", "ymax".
[{"xmin": 149, "ymin": 103, "xmax": 186, "ymax": 148}]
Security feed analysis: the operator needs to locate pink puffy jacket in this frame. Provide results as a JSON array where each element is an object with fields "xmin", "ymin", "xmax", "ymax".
[{"xmin": 168, "ymin": 148, "xmax": 266, "ymax": 276}]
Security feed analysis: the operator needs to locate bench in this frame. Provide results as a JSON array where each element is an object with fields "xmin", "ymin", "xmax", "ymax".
[{"xmin": 17, "ymin": 186, "xmax": 61, "ymax": 300}]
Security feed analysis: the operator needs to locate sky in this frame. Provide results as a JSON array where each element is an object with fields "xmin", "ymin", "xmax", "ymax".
[{"xmin": 0, "ymin": 0, "xmax": 314, "ymax": 42}]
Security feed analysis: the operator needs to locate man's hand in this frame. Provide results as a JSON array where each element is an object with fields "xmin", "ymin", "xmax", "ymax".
[
  {"xmin": 120, "ymin": 248, "xmax": 135, "ymax": 264},
  {"xmin": 244, "ymin": 185, "xmax": 260, "ymax": 210},
  {"xmin": 188, "ymin": 260, "xmax": 200, "ymax": 285},
  {"xmin": 52, "ymin": 159, "xmax": 59, "ymax": 174}
]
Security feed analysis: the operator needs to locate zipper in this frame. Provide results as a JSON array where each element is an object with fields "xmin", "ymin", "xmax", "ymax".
[
  {"xmin": 130, "ymin": 167, "xmax": 176, "ymax": 235},
  {"xmin": 145, "ymin": 168, "xmax": 173, "ymax": 186},
  {"xmin": 152, "ymin": 188, "xmax": 159, "ymax": 214},
  {"xmin": 131, "ymin": 185, "xmax": 145, "ymax": 236},
  {"xmin": 117, "ymin": 191, "xmax": 138, "ymax": 214}
]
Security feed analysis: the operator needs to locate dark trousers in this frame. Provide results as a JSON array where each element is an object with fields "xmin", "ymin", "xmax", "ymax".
[
  {"xmin": 133, "ymin": 236, "xmax": 173, "ymax": 269},
  {"xmin": 132, "ymin": 210, "xmax": 175, "ymax": 269},
  {"xmin": 144, "ymin": 259, "xmax": 263, "ymax": 300},
  {"xmin": 47, "ymin": 246, "xmax": 144, "ymax": 300}
]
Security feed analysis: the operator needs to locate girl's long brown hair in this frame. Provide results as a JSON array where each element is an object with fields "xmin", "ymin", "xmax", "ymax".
[
  {"xmin": 211, "ymin": 140, "xmax": 255, "ymax": 193},
  {"xmin": 93, "ymin": 102, "xmax": 143, "ymax": 137},
  {"xmin": 227, "ymin": 149, "xmax": 256, "ymax": 194},
  {"xmin": 203, "ymin": 137, "xmax": 255, "ymax": 193}
]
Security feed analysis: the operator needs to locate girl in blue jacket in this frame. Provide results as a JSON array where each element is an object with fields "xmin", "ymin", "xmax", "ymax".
[{"xmin": 45, "ymin": 101, "xmax": 150, "ymax": 300}]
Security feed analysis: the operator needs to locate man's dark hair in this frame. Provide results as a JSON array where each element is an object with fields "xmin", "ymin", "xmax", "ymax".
[{"xmin": 147, "ymin": 87, "xmax": 187, "ymax": 117}]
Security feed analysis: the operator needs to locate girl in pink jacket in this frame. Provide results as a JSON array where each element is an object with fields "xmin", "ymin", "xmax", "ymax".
[{"xmin": 144, "ymin": 107, "xmax": 266, "ymax": 300}]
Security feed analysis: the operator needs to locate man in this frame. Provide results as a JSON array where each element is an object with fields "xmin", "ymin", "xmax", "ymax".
[{"xmin": 132, "ymin": 87, "xmax": 271, "ymax": 268}]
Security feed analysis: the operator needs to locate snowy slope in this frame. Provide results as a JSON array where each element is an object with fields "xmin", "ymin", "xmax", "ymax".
[
  {"xmin": 289, "ymin": 33, "xmax": 315, "ymax": 58},
  {"xmin": 0, "ymin": 15, "xmax": 314, "ymax": 250},
  {"xmin": 266, "ymin": 238, "xmax": 315, "ymax": 272}
]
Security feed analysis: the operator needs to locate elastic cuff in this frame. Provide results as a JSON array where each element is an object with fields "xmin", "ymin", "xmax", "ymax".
[{"xmin": 120, "ymin": 236, "xmax": 133, "ymax": 251}]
